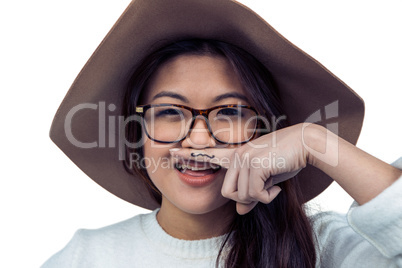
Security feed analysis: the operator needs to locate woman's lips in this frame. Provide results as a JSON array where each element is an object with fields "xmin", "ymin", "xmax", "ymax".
[{"xmin": 175, "ymin": 167, "xmax": 220, "ymax": 187}]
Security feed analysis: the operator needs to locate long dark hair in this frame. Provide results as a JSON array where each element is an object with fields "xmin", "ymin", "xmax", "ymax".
[{"xmin": 123, "ymin": 39, "xmax": 316, "ymax": 268}]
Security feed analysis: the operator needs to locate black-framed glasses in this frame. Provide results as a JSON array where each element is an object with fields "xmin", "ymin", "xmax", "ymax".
[{"xmin": 135, "ymin": 104, "xmax": 259, "ymax": 144}]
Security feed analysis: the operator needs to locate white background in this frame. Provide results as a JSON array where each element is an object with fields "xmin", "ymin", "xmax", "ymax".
[{"xmin": 0, "ymin": 1, "xmax": 401, "ymax": 267}]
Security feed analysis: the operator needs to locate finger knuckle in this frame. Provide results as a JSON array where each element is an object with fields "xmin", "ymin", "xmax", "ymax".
[
  {"xmin": 237, "ymin": 193, "xmax": 249, "ymax": 202},
  {"xmin": 221, "ymin": 188, "xmax": 230, "ymax": 198},
  {"xmin": 248, "ymin": 190, "xmax": 259, "ymax": 199}
]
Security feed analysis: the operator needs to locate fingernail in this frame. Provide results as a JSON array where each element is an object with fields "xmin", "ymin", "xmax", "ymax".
[{"xmin": 169, "ymin": 148, "xmax": 180, "ymax": 152}]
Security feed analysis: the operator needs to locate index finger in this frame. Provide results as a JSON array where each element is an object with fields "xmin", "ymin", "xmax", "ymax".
[{"xmin": 169, "ymin": 148, "xmax": 236, "ymax": 169}]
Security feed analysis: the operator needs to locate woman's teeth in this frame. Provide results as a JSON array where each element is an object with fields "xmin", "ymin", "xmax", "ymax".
[{"xmin": 176, "ymin": 163, "xmax": 220, "ymax": 171}]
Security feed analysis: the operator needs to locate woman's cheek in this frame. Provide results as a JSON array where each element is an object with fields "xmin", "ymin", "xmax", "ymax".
[{"xmin": 143, "ymin": 141, "xmax": 173, "ymax": 180}]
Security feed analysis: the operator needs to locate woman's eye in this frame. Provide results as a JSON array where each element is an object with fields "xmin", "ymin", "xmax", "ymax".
[
  {"xmin": 156, "ymin": 108, "xmax": 182, "ymax": 117},
  {"xmin": 217, "ymin": 108, "xmax": 240, "ymax": 116}
]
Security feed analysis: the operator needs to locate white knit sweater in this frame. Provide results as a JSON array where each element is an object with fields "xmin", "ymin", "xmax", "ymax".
[{"xmin": 42, "ymin": 160, "xmax": 402, "ymax": 267}]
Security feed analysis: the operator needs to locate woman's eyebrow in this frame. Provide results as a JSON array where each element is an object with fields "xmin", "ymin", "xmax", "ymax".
[
  {"xmin": 152, "ymin": 91, "xmax": 189, "ymax": 103},
  {"xmin": 151, "ymin": 91, "xmax": 248, "ymax": 103},
  {"xmin": 213, "ymin": 92, "xmax": 248, "ymax": 103}
]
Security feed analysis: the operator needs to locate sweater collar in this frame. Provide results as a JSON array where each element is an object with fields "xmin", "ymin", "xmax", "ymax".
[{"xmin": 140, "ymin": 209, "xmax": 230, "ymax": 260}]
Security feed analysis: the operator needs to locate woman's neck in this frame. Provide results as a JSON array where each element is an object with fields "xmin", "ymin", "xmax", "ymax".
[{"xmin": 156, "ymin": 200, "xmax": 236, "ymax": 240}]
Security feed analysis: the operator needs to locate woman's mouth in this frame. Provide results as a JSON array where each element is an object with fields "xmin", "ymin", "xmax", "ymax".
[{"xmin": 174, "ymin": 160, "xmax": 222, "ymax": 186}]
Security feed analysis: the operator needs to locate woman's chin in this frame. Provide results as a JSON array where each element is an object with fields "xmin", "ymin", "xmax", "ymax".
[{"xmin": 162, "ymin": 194, "xmax": 233, "ymax": 216}]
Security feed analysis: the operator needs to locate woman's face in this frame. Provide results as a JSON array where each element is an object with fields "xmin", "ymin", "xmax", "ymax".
[{"xmin": 142, "ymin": 54, "xmax": 251, "ymax": 216}]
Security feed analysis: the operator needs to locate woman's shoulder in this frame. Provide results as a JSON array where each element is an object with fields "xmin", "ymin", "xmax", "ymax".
[
  {"xmin": 73, "ymin": 209, "xmax": 157, "ymax": 241},
  {"xmin": 82, "ymin": 210, "xmax": 153, "ymax": 235},
  {"xmin": 41, "ymin": 210, "xmax": 157, "ymax": 268}
]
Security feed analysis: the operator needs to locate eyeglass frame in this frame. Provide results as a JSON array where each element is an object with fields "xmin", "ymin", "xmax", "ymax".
[{"xmin": 135, "ymin": 103, "xmax": 259, "ymax": 144}]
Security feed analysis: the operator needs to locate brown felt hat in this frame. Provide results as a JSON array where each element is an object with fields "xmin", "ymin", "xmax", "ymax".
[{"xmin": 50, "ymin": 0, "xmax": 364, "ymax": 210}]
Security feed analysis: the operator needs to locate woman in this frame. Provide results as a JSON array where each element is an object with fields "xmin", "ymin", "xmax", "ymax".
[{"xmin": 43, "ymin": 0, "xmax": 402, "ymax": 267}]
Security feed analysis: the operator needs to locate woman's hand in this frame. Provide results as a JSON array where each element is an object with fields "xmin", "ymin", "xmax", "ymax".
[
  {"xmin": 171, "ymin": 123, "xmax": 313, "ymax": 214},
  {"xmin": 220, "ymin": 123, "xmax": 310, "ymax": 214}
]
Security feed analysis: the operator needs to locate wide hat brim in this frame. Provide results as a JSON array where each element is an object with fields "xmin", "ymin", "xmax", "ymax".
[{"xmin": 50, "ymin": 0, "xmax": 364, "ymax": 210}]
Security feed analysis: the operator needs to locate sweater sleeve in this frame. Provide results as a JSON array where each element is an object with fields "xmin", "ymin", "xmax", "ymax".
[{"xmin": 313, "ymin": 158, "xmax": 402, "ymax": 267}]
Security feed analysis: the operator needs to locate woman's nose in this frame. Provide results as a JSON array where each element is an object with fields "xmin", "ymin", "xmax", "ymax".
[{"xmin": 181, "ymin": 117, "xmax": 216, "ymax": 148}]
